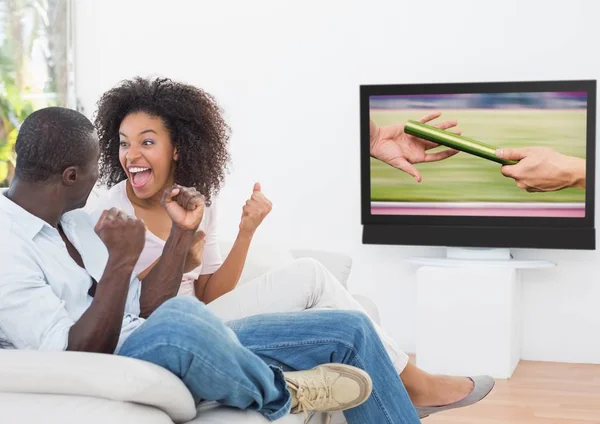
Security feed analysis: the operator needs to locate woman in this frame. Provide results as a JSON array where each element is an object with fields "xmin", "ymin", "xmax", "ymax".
[{"xmin": 91, "ymin": 76, "xmax": 494, "ymax": 418}]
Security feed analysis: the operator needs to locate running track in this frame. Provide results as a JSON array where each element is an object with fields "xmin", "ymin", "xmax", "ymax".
[{"xmin": 371, "ymin": 202, "xmax": 585, "ymax": 218}]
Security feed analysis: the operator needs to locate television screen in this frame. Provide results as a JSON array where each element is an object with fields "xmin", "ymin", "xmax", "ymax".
[
  {"xmin": 370, "ymin": 91, "xmax": 587, "ymax": 218},
  {"xmin": 361, "ymin": 80, "xmax": 596, "ymax": 250}
]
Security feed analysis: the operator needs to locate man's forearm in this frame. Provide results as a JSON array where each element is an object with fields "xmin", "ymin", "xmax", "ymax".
[
  {"xmin": 202, "ymin": 231, "xmax": 252, "ymax": 303},
  {"xmin": 139, "ymin": 226, "xmax": 195, "ymax": 317},
  {"xmin": 67, "ymin": 258, "xmax": 134, "ymax": 353}
]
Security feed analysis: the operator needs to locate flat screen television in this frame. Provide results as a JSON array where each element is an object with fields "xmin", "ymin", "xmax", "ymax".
[{"xmin": 360, "ymin": 79, "xmax": 596, "ymax": 250}]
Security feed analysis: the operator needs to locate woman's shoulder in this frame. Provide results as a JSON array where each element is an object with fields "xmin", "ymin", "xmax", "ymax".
[
  {"xmin": 205, "ymin": 197, "xmax": 217, "ymax": 214},
  {"xmin": 198, "ymin": 197, "xmax": 218, "ymax": 232},
  {"xmin": 85, "ymin": 180, "xmax": 131, "ymax": 218}
]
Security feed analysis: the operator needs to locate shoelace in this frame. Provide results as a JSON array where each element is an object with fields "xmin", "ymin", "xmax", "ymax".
[{"xmin": 288, "ymin": 375, "xmax": 333, "ymax": 422}]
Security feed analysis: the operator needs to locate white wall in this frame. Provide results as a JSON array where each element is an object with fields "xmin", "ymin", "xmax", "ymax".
[{"xmin": 75, "ymin": 0, "xmax": 600, "ymax": 364}]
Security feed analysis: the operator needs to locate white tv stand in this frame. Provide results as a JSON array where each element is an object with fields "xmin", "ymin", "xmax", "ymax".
[{"xmin": 408, "ymin": 247, "xmax": 555, "ymax": 379}]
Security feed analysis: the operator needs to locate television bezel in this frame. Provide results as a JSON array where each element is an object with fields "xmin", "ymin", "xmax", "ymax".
[{"xmin": 360, "ymin": 79, "xmax": 596, "ymax": 250}]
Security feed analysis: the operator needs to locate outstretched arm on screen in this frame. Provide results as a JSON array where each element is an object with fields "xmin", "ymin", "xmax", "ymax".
[
  {"xmin": 369, "ymin": 112, "xmax": 461, "ymax": 183},
  {"xmin": 496, "ymin": 147, "xmax": 586, "ymax": 192}
]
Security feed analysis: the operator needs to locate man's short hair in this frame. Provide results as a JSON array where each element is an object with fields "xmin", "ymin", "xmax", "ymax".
[{"xmin": 15, "ymin": 107, "xmax": 96, "ymax": 182}]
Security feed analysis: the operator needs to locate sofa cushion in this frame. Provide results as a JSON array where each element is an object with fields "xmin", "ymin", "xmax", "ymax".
[
  {"xmin": 0, "ymin": 350, "xmax": 196, "ymax": 423},
  {"xmin": 192, "ymin": 401, "xmax": 311, "ymax": 423},
  {"xmin": 0, "ymin": 393, "xmax": 174, "ymax": 424},
  {"xmin": 218, "ymin": 240, "xmax": 295, "ymax": 285}
]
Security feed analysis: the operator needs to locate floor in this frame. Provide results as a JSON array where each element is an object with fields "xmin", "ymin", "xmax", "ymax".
[{"xmin": 423, "ymin": 360, "xmax": 600, "ymax": 424}]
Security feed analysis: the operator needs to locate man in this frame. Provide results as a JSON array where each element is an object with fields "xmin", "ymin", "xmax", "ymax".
[{"xmin": 0, "ymin": 107, "xmax": 422, "ymax": 423}]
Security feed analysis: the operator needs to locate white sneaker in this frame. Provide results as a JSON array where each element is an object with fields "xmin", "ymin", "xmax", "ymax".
[{"xmin": 284, "ymin": 364, "xmax": 372, "ymax": 419}]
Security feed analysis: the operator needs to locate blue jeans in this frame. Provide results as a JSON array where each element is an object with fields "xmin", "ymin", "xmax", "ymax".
[{"xmin": 118, "ymin": 297, "xmax": 420, "ymax": 423}]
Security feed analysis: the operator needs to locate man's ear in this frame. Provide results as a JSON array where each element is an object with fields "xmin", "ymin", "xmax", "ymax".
[{"xmin": 62, "ymin": 166, "xmax": 78, "ymax": 186}]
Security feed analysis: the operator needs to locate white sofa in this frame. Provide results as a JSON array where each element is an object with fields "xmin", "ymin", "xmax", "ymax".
[{"xmin": 0, "ymin": 240, "xmax": 379, "ymax": 424}]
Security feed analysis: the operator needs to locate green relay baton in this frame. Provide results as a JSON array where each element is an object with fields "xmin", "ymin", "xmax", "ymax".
[{"xmin": 404, "ymin": 120, "xmax": 518, "ymax": 166}]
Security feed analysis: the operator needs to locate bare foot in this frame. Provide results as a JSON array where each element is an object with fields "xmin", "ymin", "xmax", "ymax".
[{"xmin": 411, "ymin": 375, "xmax": 474, "ymax": 407}]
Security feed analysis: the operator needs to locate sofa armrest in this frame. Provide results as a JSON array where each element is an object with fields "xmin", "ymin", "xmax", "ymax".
[
  {"xmin": 0, "ymin": 350, "xmax": 196, "ymax": 423},
  {"xmin": 290, "ymin": 249, "xmax": 353, "ymax": 289}
]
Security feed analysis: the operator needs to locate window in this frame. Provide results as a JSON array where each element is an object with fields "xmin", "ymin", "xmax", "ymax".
[{"xmin": 0, "ymin": 0, "xmax": 74, "ymax": 186}]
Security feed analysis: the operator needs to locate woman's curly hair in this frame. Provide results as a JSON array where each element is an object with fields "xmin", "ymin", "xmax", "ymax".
[{"xmin": 94, "ymin": 77, "xmax": 230, "ymax": 205}]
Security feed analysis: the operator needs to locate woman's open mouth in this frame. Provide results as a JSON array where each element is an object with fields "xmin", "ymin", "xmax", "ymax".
[{"xmin": 129, "ymin": 166, "xmax": 153, "ymax": 189}]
